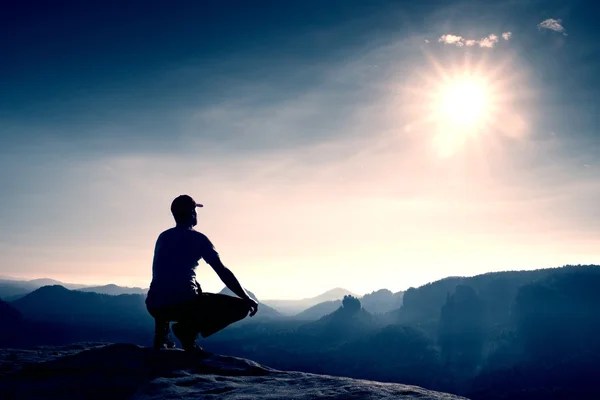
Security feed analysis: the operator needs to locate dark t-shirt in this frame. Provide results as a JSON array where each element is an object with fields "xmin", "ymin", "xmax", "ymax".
[{"xmin": 146, "ymin": 226, "xmax": 219, "ymax": 309}]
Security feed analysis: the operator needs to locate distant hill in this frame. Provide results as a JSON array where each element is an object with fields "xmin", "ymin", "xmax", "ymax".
[
  {"xmin": 217, "ymin": 288, "xmax": 282, "ymax": 319},
  {"xmin": 290, "ymin": 289, "xmax": 403, "ymax": 320},
  {"xmin": 9, "ymin": 285, "xmax": 152, "ymax": 345},
  {"xmin": 77, "ymin": 284, "xmax": 147, "ymax": 296},
  {"xmin": 11, "ymin": 285, "xmax": 149, "ymax": 325},
  {"xmin": 0, "ymin": 278, "xmax": 89, "ymax": 300},
  {"xmin": 22, "ymin": 278, "xmax": 88, "ymax": 289},
  {"xmin": 293, "ymin": 300, "xmax": 342, "ymax": 320},
  {"xmin": 311, "ymin": 288, "xmax": 360, "ymax": 304},
  {"xmin": 0, "ymin": 278, "xmax": 148, "ymax": 299},
  {"xmin": 299, "ymin": 296, "xmax": 381, "ymax": 346},
  {"xmin": 0, "ymin": 284, "xmax": 32, "ymax": 300},
  {"xmin": 392, "ymin": 264, "xmax": 600, "ymax": 336},
  {"xmin": 262, "ymin": 288, "xmax": 358, "ymax": 315},
  {"xmin": 360, "ymin": 289, "xmax": 404, "ymax": 314}
]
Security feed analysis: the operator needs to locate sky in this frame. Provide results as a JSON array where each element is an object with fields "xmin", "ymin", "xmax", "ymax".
[{"xmin": 1, "ymin": 0, "xmax": 599, "ymax": 300}]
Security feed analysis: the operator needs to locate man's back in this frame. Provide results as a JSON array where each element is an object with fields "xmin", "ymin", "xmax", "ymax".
[{"xmin": 146, "ymin": 227, "xmax": 218, "ymax": 308}]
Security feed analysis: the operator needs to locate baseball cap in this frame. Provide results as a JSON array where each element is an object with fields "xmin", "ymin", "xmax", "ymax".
[{"xmin": 170, "ymin": 195, "xmax": 203, "ymax": 215}]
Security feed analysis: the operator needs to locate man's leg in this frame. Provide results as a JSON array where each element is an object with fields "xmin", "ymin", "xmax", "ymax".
[
  {"xmin": 147, "ymin": 305, "xmax": 176, "ymax": 349},
  {"xmin": 171, "ymin": 299, "xmax": 203, "ymax": 351},
  {"xmin": 152, "ymin": 318, "xmax": 175, "ymax": 349},
  {"xmin": 171, "ymin": 321, "xmax": 200, "ymax": 350},
  {"xmin": 195, "ymin": 293, "xmax": 251, "ymax": 338},
  {"xmin": 170, "ymin": 294, "xmax": 250, "ymax": 350}
]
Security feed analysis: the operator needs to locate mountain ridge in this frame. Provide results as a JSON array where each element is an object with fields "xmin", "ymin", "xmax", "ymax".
[{"xmin": 77, "ymin": 284, "xmax": 147, "ymax": 295}]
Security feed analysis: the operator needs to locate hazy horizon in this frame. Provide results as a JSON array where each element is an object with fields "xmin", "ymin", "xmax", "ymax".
[
  {"xmin": 1, "ymin": 264, "xmax": 590, "ymax": 301},
  {"xmin": 1, "ymin": 0, "xmax": 599, "ymax": 300}
]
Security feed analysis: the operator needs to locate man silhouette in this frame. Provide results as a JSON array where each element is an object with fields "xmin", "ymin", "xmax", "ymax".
[{"xmin": 146, "ymin": 194, "xmax": 258, "ymax": 351}]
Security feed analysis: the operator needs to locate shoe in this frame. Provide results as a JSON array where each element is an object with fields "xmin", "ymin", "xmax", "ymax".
[
  {"xmin": 153, "ymin": 335, "xmax": 176, "ymax": 350},
  {"xmin": 153, "ymin": 319, "xmax": 176, "ymax": 350},
  {"xmin": 172, "ymin": 322, "xmax": 198, "ymax": 350},
  {"xmin": 183, "ymin": 344, "xmax": 212, "ymax": 357}
]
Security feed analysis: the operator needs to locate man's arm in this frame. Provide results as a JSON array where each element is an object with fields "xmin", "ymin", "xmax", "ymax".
[
  {"xmin": 199, "ymin": 233, "xmax": 258, "ymax": 316},
  {"xmin": 208, "ymin": 257, "xmax": 251, "ymax": 300},
  {"xmin": 207, "ymin": 257, "xmax": 259, "ymax": 317}
]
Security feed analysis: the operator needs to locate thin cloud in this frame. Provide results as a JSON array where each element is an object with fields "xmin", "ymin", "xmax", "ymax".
[
  {"xmin": 438, "ymin": 32, "xmax": 511, "ymax": 48},
  {"xmin": 538, "ymin": 18, "xmax": 567, "ymax": 35}
]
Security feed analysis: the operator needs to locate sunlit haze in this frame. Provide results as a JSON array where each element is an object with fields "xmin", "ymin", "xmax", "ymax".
[{"xmin": 1, "ymin": 1, "xmax": 599, "ymax": 300}]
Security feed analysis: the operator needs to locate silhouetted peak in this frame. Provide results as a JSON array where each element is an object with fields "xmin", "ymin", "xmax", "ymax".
[
  {"xmin": 307, "ymin": 303, "xmax": 377, "ymax": 338},
  {"xmin": 34, "ymin": 285, "xmax": 70, "ymax": 294},
  {"xmin": 13, "ymin": 285, "xmax": 73, "ymax": 307},
  {"xmin": 342, "ymin": 295, "xmax": 361, "ymax": 312}
]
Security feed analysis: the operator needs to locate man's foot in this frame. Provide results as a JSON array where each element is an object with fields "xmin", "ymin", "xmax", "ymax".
[
  {"xmin": 153, "ymin": 319, "xmax": 176, "ymax": 349},
  {"xmin": 156, "ymin": 338, "xmax": 177, "ymax": 349},
  {"xmin": 172, "ymin": 322, "xmax": 198, "ymax": 350},
  {"xmin": 153, "ymin": 336, "xmax": 176, "ymax": 349},
  {"xmin": 183, "ymin": 344, "xmax": 212, "ymax": 356}
]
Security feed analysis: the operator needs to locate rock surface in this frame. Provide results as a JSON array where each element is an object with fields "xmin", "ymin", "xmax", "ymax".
[{"xmin": 0, "ymin": 343, "xmax": 468, "ymax": 399}]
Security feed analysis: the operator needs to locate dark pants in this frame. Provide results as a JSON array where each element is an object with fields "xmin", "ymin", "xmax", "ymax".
[{"xmin": 147, "ymin": 293, "xmax": 250, "ymax": 348}]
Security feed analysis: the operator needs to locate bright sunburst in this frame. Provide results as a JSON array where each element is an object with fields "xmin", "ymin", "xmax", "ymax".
[
  {"xmin": 425, "ymin": 71, "xmax": 502, "ymax": 158},
  {"xmin": 436, "ymin": 76, "xmax": 489, "ymax": 128},
  {"xmin": 403, "ymin": 52, "xmax": 528, "ymax": 158}
]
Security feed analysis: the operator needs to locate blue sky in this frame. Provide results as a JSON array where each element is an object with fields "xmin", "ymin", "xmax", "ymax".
[{"xmin": 1, "ymin": 0, "xmax": 599, "ymax": 299}]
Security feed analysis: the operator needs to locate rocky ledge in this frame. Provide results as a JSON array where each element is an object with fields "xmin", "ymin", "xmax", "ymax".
[{"xmin": 0, "ymin": 343, "xmax": 467, "ymax": 399}]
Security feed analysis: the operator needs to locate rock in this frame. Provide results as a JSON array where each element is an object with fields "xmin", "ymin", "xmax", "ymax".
[{"xmin": 0, "ymin": 343, "xmax": 467, "ymax": 399}]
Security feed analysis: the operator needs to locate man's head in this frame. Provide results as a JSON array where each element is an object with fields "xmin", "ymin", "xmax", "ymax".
[{"xmin": 171, "ymin": 195, "xmax": 203, "ymax": 227}]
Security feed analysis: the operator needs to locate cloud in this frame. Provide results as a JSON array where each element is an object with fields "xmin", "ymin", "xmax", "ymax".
[
  {"xmin": 538, "ymin": 18, "xmax": 567, "ymax": 35},
  {"xmin": 479, "ymin": 34, "xmax": 499, "ymax": 48},
  {"xmin": 439, "ymin": 34, "xmax": 463, "ymax": 45},
  {"xmin": 438, "ymin": 32, "xmax": 511, "ymax": 48}
]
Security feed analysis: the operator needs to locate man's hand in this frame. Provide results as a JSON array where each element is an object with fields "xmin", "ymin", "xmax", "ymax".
[{"xmin": 246, "ymin": 298, "xmax": 259, "ymax": 317}]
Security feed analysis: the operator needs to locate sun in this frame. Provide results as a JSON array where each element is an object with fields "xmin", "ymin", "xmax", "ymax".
[
  {"xmin": 435, "ymin": 77, "xmax": 490, "ymax": 128},
  {"xmin": 424, "ymin": 73, "xmax": 497, "ymax": 157},
  {"xmin": 401, "ymin": 50, "xmax": 529, "ymax": 158}
]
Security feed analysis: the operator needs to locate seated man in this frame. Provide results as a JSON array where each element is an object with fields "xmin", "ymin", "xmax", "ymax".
[{"xmin": 146, "ymin": 194, "xmax": 258, "ymax": 351}]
